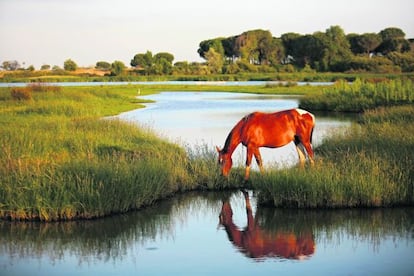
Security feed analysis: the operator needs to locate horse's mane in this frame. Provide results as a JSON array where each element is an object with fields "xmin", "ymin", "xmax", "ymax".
[
  {"xmin": 222, "ymin": 115, "xmax": 250, "ymax": 153},
  {"xmin": 222, "ymin": 132, "xmax": 233, "ymax": 154}
]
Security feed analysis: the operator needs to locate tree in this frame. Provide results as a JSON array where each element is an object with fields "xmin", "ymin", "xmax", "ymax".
[
  {"xmin": 222, "ymin": 36, "xmax": 239, "ymax": 62},
  {"xmin": 315, "ymin": 26, "xmax": 352, "ymax": 71},
  {"xmin": 131, "ymin": 51, "xmax": 153, "ymax": 74},
  {"xmin": 111, "ymin": 60, "xmax": 126, "ymax": 76},
  {"xmin": 154, "ymin": 52, "xmax": 174, "ymax": 64},
  {"xmin": 348, "ymin": 33, "xmax": 382, "ymax": 55},
  {"xmin": 95, "ymin": 61, "xmax": 111, "ymax": 70},
  {"xmin": 2, "ymin": 60, "xmax": 20, "ymax": 71},
  {"xmin": 379, "ymin": 27, "xmax": 405, "ymax": 41},
  {"xmin": 198, "ymin": 38, "xmax": 225, "ymax": 59},
  {"xmin": 153, "ymin": 52, "xmax": 174, "ymax": 74},
  {"xmin": 377, "ymin": 27, "xmax": 410, "ymax": 54},
  {"xmin": 205, "ymin": 48, "xmax": 223, "ymax": 74},
  {"xmin": 63, "ymin": 59, "xmax": 77, "ymax": 71},
  {"xmin": 40, "ymin": 64, "xmax": 51, "ymax": 70},
  {"xmin": 173, "ymin": 61, "xmax": 190, "ymax": 75}
]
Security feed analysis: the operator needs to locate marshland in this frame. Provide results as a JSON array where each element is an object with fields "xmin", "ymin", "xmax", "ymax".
[
  {"xmin": 1, "ymin": 79, "xmax": 413, "ymax": 221},
  {"xmin": 1, "ymin": 79, "xmax": 413, "ymax": 275}
]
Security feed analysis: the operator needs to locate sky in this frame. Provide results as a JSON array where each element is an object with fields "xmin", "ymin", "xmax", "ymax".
[{"xmin": 1, "ymin": 0, "xmax": 413, "ymax": 69}]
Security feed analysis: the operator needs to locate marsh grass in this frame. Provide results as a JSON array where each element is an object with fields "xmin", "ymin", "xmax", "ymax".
[
  {"xmin": 1, "ymin": 83, "xmax": 413, "ymax": 221},
  {"xmin": 0, "ymin": 85, "xmax": 195, "ymax": 221},
  {"xmin": 256, "ymin": 105, "xmax": 414, "ymax": 208},
  {"xmin": 300, "ymin": 78, "xmax": 414, "ymax": 112}
]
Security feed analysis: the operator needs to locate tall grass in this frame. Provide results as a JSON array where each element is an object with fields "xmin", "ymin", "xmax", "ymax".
[
  {"xmin": 1, "ymin": 83, "xmax": 413, "ymax": 221},
  {"xmin": 0, "ymin": 84, "xmax": 204, "ymax": 221},
  {"xmin": 256, "ymin": 105, "xmax": 414, "ymax": 208},
  {"xmin": 300, "ymin": 78, "xmax": 414, "ymax": 112}
]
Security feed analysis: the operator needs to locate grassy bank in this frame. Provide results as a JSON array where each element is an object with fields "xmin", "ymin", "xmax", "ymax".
[
  {"xmin": 2, "ymin": 71, "xmax": 414, "ymax": 83},
  {"xmin": 1, "ymin": 82, "xmax": 413, "ymax": 221},
  {"xmin": 256, "ymin": 105, "xmax": 414, "ymax": 208},
  {"xmin": 0, "ymin": 84, "xmax": 251, "ymax": 221},
  {"xmin": 300, "ymin": 78, "xmax": 414, "ymax": 112}
]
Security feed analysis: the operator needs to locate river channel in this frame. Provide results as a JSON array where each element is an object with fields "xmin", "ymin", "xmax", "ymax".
[
  {"xmin": 117, "ymin": 91, "xmax": 351, "ymax": 168},
  {"xmin": 1, "ymin": 91, "xmax": 413, "ymax": 275}
]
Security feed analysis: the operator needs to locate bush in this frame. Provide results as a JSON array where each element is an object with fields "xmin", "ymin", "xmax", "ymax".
[{"xmin": 10, "ymin": 87, "xmax": 32, "ymax": 100}]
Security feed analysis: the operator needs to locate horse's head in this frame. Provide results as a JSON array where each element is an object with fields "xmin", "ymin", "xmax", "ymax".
[{"xmin": 216, "ymin": 146, "xmax": 233, "ymax": 177}]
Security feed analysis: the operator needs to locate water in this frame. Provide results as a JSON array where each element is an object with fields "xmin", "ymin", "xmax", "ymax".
[
  {"xmin": 1, "ymin": 191, "xmax": 413, "ymax": 275},
  {"xmin": 2, "ymin": 91, "xmax": 412, "ymax": 275},
  {"xmin": 116, "ymin": 91, "xmax": 350, "ymax": 168}
]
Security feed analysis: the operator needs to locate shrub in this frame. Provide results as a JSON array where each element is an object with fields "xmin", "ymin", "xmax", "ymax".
[{"xmin": 10, "ymin": 87, "xmax": 32, "ymax": 100}]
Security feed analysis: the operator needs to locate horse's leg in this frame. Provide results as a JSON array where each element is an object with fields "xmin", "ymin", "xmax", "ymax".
[
  {"xmin": 296, "ymin": 144, "xmax": 306, "ymax": 167},
  {"xmin": 302, "ymin": 141, "xmax": 315, "ymax": 165},
  {"xmin": 294, "ymin": 136, "xmax": 306, "ymax": 167},
  {"xmin": 253, "ymin": 148, "xmax": 264, "ymax": 173},
  {"xmin": 245, "ymin": 146, "xmax": 254, "ymax": 180}
]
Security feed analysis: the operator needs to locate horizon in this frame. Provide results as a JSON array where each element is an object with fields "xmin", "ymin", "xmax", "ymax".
[{"xmin": 1, "ymin": 0, "xmax": 413, "ymax": 69}]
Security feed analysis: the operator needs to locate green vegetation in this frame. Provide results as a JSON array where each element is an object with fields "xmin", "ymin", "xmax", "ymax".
[
  {"xmin": 256, "ymin": 105, "xmax": 414, "ymax": 208},
  {"xmin": 0, "ymin": 81, "xmax": 413, "ymax": 221},
  {"xmin": 0, "ymin": 84, "xmax": 249, "ymax": 221},
  {"xmin": 1, "ymin": 26, "xmax": 413, "ymax": 81},
  {"xmin": 300, "ymin": 78, "xmax": 414, "ymax": 112}
]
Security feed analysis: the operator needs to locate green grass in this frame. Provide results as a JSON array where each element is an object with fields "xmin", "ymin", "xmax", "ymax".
[
  {"xmin": 2, "ymin": 70, "xmax": 414, "ymax": 83},
  {"xmin": 0, "ymin": 84, "xmax": 254, "ymax": 221},
  {"xmin": 0, "ymin": 82, "xmax": 413, "ymax": 221},
  {"xmin": 300, "ymin": 78, "xmax": 414, "ymax": 112},
  {"xmin": 256, "ymin": 105, "xmax": 414, "ymax": 208}
]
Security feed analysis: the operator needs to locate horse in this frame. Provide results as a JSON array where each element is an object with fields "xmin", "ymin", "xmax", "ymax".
[
  {"xmin": 219, "ymin": 191, "xmax": 315, "ymax": 260},
  {"xmin": 216, "ymin": 108, "xmax": 315, "ymax": 180}
]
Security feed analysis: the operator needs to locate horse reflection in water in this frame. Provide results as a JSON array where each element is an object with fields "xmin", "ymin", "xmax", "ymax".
[{"xmin": 219, "ymin": 191, "xmax": 315, "ymax": 260}]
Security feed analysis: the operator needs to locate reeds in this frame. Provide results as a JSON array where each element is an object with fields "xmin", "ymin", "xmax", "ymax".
[
  {"xmin": 300, "ymin": 78, "xmax": 414, "ymax": 112},
  {"xmin": 256, "ymin": 105, "xmax": 414, "ymax": 208},
  {"xmin": 1, "ymin": 83, "xmax": 413, "ymax": 221}
]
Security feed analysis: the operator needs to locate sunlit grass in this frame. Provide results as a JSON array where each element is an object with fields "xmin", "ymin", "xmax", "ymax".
[
  {"xmin": 300, "ymin": 78, "xmax": 414, "ymax": 112},
  {"xmin": 255, "ymin": 105, "xmax": 414, "ymax": 208},
  {"xmin": 1, "ymin": 83, "xmax": 413, "ymax": 221}
]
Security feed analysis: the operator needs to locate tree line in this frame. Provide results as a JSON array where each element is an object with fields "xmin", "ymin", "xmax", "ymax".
[
  {"xmin": 2, "ymin": 25, "xmax": 413, "ymax": 76},
  {"xmin": 197, "ymin": 26, "xmax": 413, "ymax": 73}
]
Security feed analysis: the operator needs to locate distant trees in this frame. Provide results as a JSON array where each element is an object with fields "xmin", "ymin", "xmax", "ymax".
[
  {"xmin": 95, "ymin": 61, "xmax": 111, "ymax": 70},
  {"xmin": 205, "ymin": 48, "xmax": 223, "ymax": 73},
  {"xmin": 110, "ymin": 61, "xmax": 126, "ymax": 76},
  {"xmin": 63, "ymin": 59, "xmax": 77, "ymax": 71},
  {"xmin": 1, "ymin": 26, "xmax": 411, "ymax": 76},
  {"xmin": 130, "ymin": 51, "xmax": 174, "ymax": 75},
  {"xmin": 1, "ymin": 60, "xmax": 20, "ymax": 71},
  {"xmin": 40, "ymin": 64, "xmax": 51, "ymax": 70},
  {"xmin": 197, "ymin": 26, "xmax": 413, "ymax": 73}
]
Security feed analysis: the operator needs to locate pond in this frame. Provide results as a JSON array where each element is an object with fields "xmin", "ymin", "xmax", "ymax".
[
  {"xmin": 1, "ymin": 191, "xmax": 413, "ymax": 275},
  {"xmin": 2, "ymin": 91, "xmax": 412, "ymax": 275},
  {"xmin": 116, "ymin": 91, "xmax": 351, "ymax": 168}
]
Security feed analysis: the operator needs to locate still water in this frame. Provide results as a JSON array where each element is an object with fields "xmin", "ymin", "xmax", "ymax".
[
  {"xmin": 1, "ymin": 91, "xmax": 413, "ymax": 275},
  {"xmin": 1, "ymin": 191, "xmax": 413, "ymax": 275},
  {"xmin": 117, "ymin": 91, "xmax": 350, "ymax": 168}
]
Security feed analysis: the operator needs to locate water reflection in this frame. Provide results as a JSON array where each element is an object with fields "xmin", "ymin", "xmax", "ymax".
[
  {"xmin": 219, "ymin": 190, "xmax": 315, "ymax": 260},
  {"xmin": 1, "ymin": 192, "xmax": 413, "ymax": 275}
]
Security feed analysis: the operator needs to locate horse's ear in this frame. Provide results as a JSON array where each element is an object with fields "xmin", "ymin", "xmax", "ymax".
[{"xmin": 215, "ymin": 146, "xmax": 221, "ymax": 153}]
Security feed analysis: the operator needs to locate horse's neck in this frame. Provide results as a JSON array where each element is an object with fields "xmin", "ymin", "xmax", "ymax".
[{"xmin": 223, "ymin": 120, "xmax": 243, "ymax": 155}]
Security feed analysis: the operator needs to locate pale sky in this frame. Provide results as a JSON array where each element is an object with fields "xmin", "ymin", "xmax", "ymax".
[{"xmin": 1, "ymin": 0, "xmax": 413, "ymax": 69}]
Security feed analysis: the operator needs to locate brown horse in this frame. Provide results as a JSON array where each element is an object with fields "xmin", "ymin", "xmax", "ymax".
[
  {"xmin": 219, "ymin": 191, "xmax": 315, "ymax": 260},
  {"xmin": 216, "ymin": 108, "xmax": 315, "ymax": 180}
]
